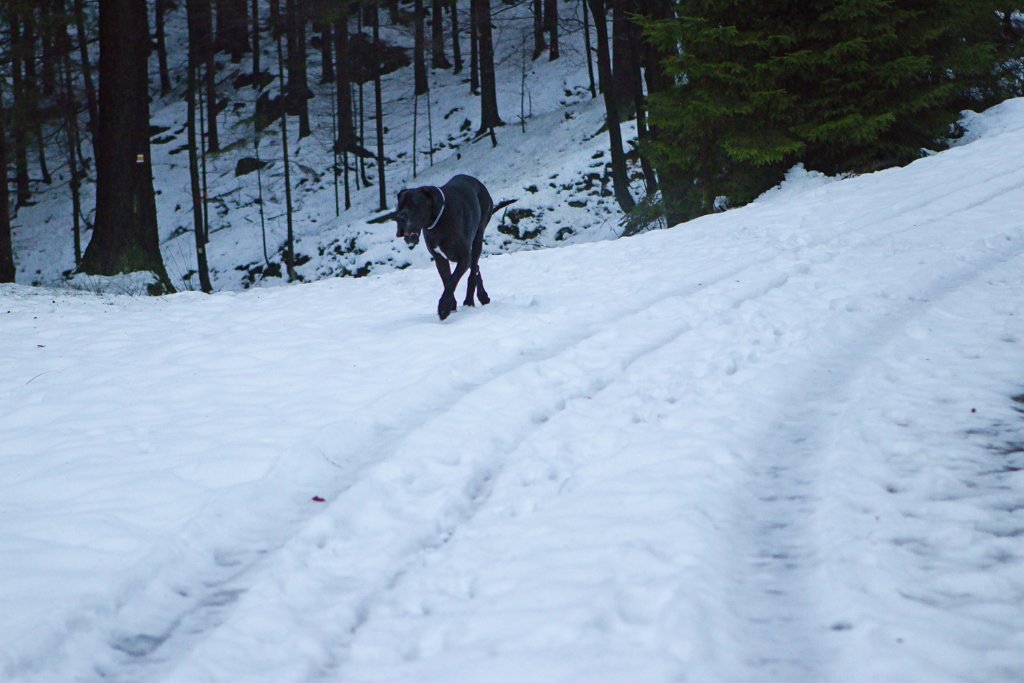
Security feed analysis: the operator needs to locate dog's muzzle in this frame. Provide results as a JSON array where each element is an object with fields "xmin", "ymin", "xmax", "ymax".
[{"xmin": 402, "ymin": 230, "xmax": 420, "ymax": 246}]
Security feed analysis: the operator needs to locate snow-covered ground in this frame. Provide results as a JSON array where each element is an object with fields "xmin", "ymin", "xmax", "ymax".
[{"xmin": 3, "ymin": 98, "xmax": 1024, "ymax": 681}]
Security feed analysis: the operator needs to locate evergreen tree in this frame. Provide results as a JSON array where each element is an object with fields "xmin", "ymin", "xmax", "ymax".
[
  {"xmin": 431, "ymin": 0, "xmax": 451, "ymax": 69},
  {"xmin": 475, "ymin": 0, "xmax": 502, "ymax": 134},
  {"xmin": 0, "ymin": 73, "xmax": 13, "ymax": 283},
  {"xmin": 588, "ymin": 0, "xmax": 635, "ymax": 213},
  {"xmin": 643, "ymin": 0, "xmax": 1022, "ymax": 222},
  {"xmin": 80, "ymin": 0, "xmax": 173, "ymax": 291},
  {"xmin": 414, "ymin": 0, "xmax": 428, "ymax": 94},
  {"xmin": 187, "ymin": 0, "xmax": 213, "ymax": 292},
  {"xmin": 792, "ymin": 0, "xmax": 1009, "ymax": 174}
]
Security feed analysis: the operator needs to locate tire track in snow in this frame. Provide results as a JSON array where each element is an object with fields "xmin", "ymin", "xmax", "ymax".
[
  {"xmin": 154, "ymin": 247, "xmax": 837, "ymax": 683},
  {"xmin": 90, "ymin": 138, "xmax": 1024, "ymax": 683},
  {"xmin": 92, "ymin": 248, "xmax": 781, "ymax": 683},
  {"xmin": 720, "ymin": 207, "xmax": 1024, "ymax": 682}
]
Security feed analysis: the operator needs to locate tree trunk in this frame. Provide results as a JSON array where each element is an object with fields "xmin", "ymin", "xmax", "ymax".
[
  {"xmin": 73, "ymin": 0, "xmax": 99, "ymax": 138},
  {"xmin": 275, "ymin": 11, "xmax": 297, "ymax": 280},
  {"xmin": 587, "ymin": 0, "xmax": 634, "ymax": 213},
  {"xmin": 0, "ymin": 77, "xmax": 13, "ymax": 283},
  {"xmin": 186, "ymin": 0, "xmax": 213, "ymax": 292},
  {"xmin": 431, "ymin": 0, "xmax": 451, "ymax": 69},
  {"xmin": 582, "ymin": 0, "xmax": 596, "ymax": 97},
  {"xmin": 414, "ymin": 0, "xmax": 428, "ymax": 95},
  {"xmin": 469, "ymin": 0, "xmax": 479, "ymax": 94},
  {"xmin": 57, "ymin": 1, "xmax": 85, "ymax": 266},
  {"xmin": 195, "ymin": 0, "xmax": 220, "ymax": 152},
  {"xmin": 475, "ymin": 0, "xmax": 500, "ymax": 133},
  {"xmin": 10, "ymin": 10, "xmax": 31, "ymax": 207},
  {"xmin": 23, "ymin": 8, "xmax": 53, "ymax": 186},
  {"xmin": 630, "ymin": 31, "xmax": 656, "ymax": 195},
  {"xmin": 637, "ymin": 0, "xmax": 677, "ymax": 220},
  {"xmin": 611, "ymin": 0, "xmax": 637, "ymax": 118},
  {"xmin": 81, "ymin": 0, "xmax": 173, "ymax": 291},
  {"xmin": 532, "ymin": 0, "xmax": 545, "ymax": 60},
  {"xmin": 544, "ymin": 0, "xmax": 557, "ymax": 60},
  {"xmin": 285, "ymin": 0, "xmax": 311, "ymax": 137},
  {"xmin": 618, "ymin": 0, "xmax": 655, "ymax": 194},
  {"xmin": 333, "ymin": 5, "xmax": 354, "ymax": 152},
  {"xmin": 215, "ymin": 0, "xmax": 249, "ymax": 61},
  {"xmin": 319, "ymin": 22, "xmax": 334, "ymax": 83},
  {"xmin": 251, "ymin": 0, "xmax": 261, "ymax": 75},
  {"xmin": 373, "ymin": 1, "xmax": 387, "ymax": 211},
  {"xmin": 155, "ymin": 0, "xmax": 172, "ymax": 93},
  {"xmin": 41, "ymin": 0, "xmax": 61, "ymax": 99},
  {"xmin": 450, "ymin": 0, "xmax": 462, "ymax": 73},
  {"xmin": 356, "ymin": 3, "xmax": 369, "ymax": 186}
]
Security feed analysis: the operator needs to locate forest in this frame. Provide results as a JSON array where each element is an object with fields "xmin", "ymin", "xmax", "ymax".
[{"xmin": 0, "ymin": 0, "xmax": 1021, "ymax": 293}]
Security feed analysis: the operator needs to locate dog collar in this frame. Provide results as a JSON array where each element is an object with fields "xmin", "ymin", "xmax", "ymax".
[{"xmin": 424, "ymin": 187, "xmax": 446, "ymax": 232}]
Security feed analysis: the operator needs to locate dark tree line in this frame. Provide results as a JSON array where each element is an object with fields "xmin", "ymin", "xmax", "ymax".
[
  {"xmin": 641, "ymin": 0, "xmax": 1024, "ymax": 223},
  {"xmin": 1, "ymin": 0, "xmax": 1022, "ymax": 288}
]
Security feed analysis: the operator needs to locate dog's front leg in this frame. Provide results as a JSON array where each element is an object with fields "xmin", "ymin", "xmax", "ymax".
[
  {"xmin": 432, "ymin": 255, "xmax": 457, "ymax": 320},
  {"xmin": 438, "ymin": 258, "xmax": 469, "ymax": 321}
]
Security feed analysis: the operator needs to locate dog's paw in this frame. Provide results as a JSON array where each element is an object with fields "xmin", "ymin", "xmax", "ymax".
[
  {"xmin": 478, "ymin": 291, "xmax": 491, "ymax": 305},
  {"xmin": 462, "ymin": 298, "xmax": 475, "ymax": 308},
  {"xmin": 438, "ymin": 297, "xmax": 457, "ymax": 320}
]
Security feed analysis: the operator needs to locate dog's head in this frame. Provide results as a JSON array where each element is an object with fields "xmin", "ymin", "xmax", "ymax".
[{"xmin": 395, "ymin": 188, "xmax": 434, "ymax": 247}]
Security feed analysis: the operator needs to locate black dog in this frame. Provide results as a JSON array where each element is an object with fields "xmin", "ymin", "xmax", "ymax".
[{"xmin": 396, "ymin": 174, "xmax": 494, "ymax": 321}]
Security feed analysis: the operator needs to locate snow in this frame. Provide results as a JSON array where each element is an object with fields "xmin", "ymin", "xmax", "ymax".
[{"xmin": 3, "ymin": 95, "xmax": 1024, "ymax": 682}]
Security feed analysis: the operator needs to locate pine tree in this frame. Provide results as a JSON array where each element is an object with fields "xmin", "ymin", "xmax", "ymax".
[
  {"xmin": 532, "ymin": 0, "xmax": 545, "ymax": 60},
  {"xmin": 449, "ymin": 0, "xmax": 462, "ymax": 73},
  {"xmin": 285, "ymin": 0, "xmax": 311, "ymax": 137},
  {"xmin": 543, "ymin": 0, "xmax": 557, "ymax": 60},
  {"xmin": 588, "ymin": 0, "xmax": 634, "ymax": 213},
  {"xmin": 155, "ymin": 0, "xmax": 172, "ymax": 93},
  {"xmin": 643, "ymin": 0, "xmax": 1019, "ymax": 222},
  {"xmin": 72, "ymin": 0, "xmax": 98, "ymax": 140},
  {"xmin": 0, "ymin": 73, "xmax": 13, "ymax": 283},
  {"xmin": 414, "ymin": 0, "xmax": 428, "ymax": 94},
  {"xmin": 372, "ymin": 0, "xmax": 387, "ymax": 211},
  {"xmin": 80, "ymin": 0, "xmax": 173, "ymax": 291},
  {"xmin": 431, "ymin": 0, "xmax": 451, "ymax": 69},
  {"xmin": 187, "ymin": 0, "xmax": 213, "ymax": 292},
  {"xmin": 643, "ymin": 4, "xmax": 800, "ymax": 219},
  {"xmin": 791, "ymin": 0, "xmax": 1008, "ymax": 174},
  {"xmin": 475, "ymin": 0, "xmax": 501, "ymax": 134}
]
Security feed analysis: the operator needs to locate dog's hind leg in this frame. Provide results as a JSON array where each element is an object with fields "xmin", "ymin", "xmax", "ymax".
[
  {"xmin": 463, "ymin": 269, "xmax": 478, "ymax": 307},
  {"xmin": 470, "ymin": 231, "xmax": 489, "ymax": 305},
  {"xmin": 474, "ymin": 266, "xmax": 489, "ymax": 305}
]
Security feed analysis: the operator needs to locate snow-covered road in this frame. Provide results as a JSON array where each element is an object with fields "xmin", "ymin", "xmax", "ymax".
[{"xmin": 3, "ymin": 100, "xmax": 1024, "ymax": 683}]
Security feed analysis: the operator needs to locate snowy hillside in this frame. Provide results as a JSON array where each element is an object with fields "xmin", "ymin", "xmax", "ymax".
[
  {"xmin": 11, "ymin": 2, "xmax": 634, "ymax": 291},
  {"xmin": 3, "ymin": 97, "xmax": 1024, "ymax": 681}
]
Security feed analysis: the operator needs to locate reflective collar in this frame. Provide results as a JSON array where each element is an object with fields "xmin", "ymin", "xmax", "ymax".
[{"xmin": 424, "ymin": 187, "xmax": 446, "ymax": 232}]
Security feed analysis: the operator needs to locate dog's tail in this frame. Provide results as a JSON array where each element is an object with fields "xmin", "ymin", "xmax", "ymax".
[{"xmin": 491, "ymin": 198, "xmax": 516, "ymax": 217}]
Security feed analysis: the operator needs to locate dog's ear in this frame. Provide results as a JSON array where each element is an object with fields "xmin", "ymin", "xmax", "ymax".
[
  {"xmin": 419, "ymin": 187, "xmax": 435, "ymax": 208},
  {"xmin": 397, "ymin": 189, "xmax": 407, "ymax": 205}
]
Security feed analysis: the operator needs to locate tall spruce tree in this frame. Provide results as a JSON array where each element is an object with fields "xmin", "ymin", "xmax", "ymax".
[
  {"xmin": 792, "ymin": 0, "xmax": 1009, "ymax": 174},
  {"xmin": 80, "ymin": 0, "xmax": 173, "ymax": 291},
  {"xmin": 643, "ymin": 0, "xmax": 1018, "ymax": 222}
]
